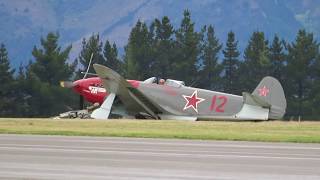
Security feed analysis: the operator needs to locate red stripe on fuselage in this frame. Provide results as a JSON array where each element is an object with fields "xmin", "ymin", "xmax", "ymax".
[{"xmin": 127, "ymin": 80, "xmax": 140, "ymax": 88}]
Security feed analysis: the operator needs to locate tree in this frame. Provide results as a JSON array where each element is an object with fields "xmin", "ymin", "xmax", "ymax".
[
  {"xmin": 0, "ymin": 43, "xmax": 15, "ymax": 116},
  {"xmin": 103, "ymin": 40, "xmax": 123, "ymax": 74},
  {"xmin": 239, "ymin": 31, "xmax": 270, "ymax": 91},
  {"xmin": 222, "ymin": 31, "xmax": 240, "ymax": 94},
  {"xmin": 286, "ymin": 29, "xmax": 319, "ymax": 119},
  {"xmin": 30, "ymin": 32, "xmax": 75, "ymax": 84},
  {"xmin": 25, "ymin": 32, "xmax": 77, "ymax": 117},
  {"xmin": 124, "ymin": 20, "xmax": 153, "ymax": 80},
  {"xmin": 13, "ymin": 63, "xmax": 31, "ymax": 117},
  {"xmin": 150, "ymin": 16, "xmax": 174, "ymax": 78},
  {"xmin": 198, "ymin": 25, "xmax": 222, "ymax": 90},
  {"xmin": 269, "ymin": 34, "xmax": 286, "ymax": 83},
  {"xmin": 311, "ymin": 55, "xmax": 320, "ymax": 117},
  {"xmin": 172, "ymin": 10, "xmax": 201, "ymax": 85},
  {"xmin": 76, "ymin": 34, "xmax": 105, "ymax": 79}
]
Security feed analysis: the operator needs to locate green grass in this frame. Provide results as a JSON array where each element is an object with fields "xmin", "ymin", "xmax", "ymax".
[{"xmin": 0, "ymin": 118, "xmax": 320, "ymax": 143}]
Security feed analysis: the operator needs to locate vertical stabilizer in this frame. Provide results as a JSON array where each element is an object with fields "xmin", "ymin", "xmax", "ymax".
[{"xmin": 252, "ymin": 76, "xmax": 286, "ymax": 119}]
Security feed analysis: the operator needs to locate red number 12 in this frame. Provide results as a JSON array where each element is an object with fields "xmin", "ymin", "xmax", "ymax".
[{"xmin": 210, "ymin": 95, "xmax": 228, "ymax": 112}]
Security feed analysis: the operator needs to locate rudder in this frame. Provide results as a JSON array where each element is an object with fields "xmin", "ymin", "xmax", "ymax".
[{"xmin": 251, "ymin": 76, "xmax": 286, "ymax": 119}]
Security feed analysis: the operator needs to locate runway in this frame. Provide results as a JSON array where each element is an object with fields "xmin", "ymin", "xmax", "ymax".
[{"xmin": 0, "ymin": 135, "xmax": 319, "ymax": 180}]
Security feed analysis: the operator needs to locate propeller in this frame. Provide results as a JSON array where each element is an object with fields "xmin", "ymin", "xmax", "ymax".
[
  {"xmin": 65, "ymin": 53, "xmax": 94, "ymax": 110},
  {"xmin": 78, "ymin": 53, "xmax": 94, "ymax": 110},
  {"xmin": 83, "ymin": 53, "xmax": 94, "ymax": 79},
  {"xmin": 60, "ymin": 81, "xmax": 75, "ymax": 88},
  {"xmin": 60, "ymin": 53, "xmax": 95, "ymax": 110}
]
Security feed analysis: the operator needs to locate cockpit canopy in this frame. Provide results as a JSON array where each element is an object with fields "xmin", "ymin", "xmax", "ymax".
[
  {"xmin": 143, "ymin": 77, "xmax": 157, "ymax": 84},
  {"xmin": 165, "ymin": 79, "xmax": 185, "ymax": 87},
  {"xmin": 143, "ymin": 77, "xmax": 185, "ymax": 88}
]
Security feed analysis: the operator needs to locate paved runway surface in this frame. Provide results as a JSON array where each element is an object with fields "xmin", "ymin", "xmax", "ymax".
[{"xmin": 0, "ymin": 134, "xmax": 319, "ymax": 180}]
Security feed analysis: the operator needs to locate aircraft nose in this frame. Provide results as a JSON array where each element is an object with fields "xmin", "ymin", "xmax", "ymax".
[
  {"xmin": 68, "ymin": 80, "xmax": 85, "ymax": 95},
  {"xmin": 72, "ymin": 79, "xmax": 85, "ymax": 89}
]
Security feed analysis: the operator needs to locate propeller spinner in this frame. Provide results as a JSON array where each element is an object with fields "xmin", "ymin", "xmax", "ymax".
[{"xmin": 60, "ymin": 81, "xmax": 75, "ymax": 88}]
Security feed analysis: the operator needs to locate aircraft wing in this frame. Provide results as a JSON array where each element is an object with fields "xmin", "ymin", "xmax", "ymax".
[{"xmin": 93, "ymin": 64, "xmax": 162, "ymax": 119}]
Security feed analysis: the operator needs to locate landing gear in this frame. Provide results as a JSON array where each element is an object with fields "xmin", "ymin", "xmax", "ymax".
[
  {"xmin": 54, "ymin": 103, "xmax": 100, "ymax": 119},
  {"xmin": 134, "ymin": 112, "xmax": 160, "ymax": 120}
]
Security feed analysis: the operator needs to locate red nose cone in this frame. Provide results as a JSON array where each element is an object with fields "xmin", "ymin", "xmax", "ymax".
[
  {"xmin": 71, "ymin": 77, "xmax": 108, "ymax": 105},
  {"xmin": 72, "ymin": 79, "xmax": 84, "ymax": 94}
]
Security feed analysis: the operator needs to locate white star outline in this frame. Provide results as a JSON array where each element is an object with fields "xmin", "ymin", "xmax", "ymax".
[{"xmin": 182, "ymin": 90, "xmax": 205, "ymax": 113}]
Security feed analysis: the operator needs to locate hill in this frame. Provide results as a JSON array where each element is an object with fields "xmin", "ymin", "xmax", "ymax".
[{"xmin": 0, "ymin": 0, "xmax": 319, "ymax": 67}]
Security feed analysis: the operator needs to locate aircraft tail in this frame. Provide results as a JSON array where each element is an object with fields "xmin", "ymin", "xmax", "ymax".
[{"xmin": 250, "ymin": 76, "xmax": 286, "ymax": 119}]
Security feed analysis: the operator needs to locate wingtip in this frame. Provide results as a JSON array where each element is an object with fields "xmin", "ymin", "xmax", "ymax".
[
  {"xmin": 92, "ymin": 63, "xmax": 101, "ymax": 69},
  {"xmin": 93, "ymin": 64, "xmax": 106, "ymax": 74},
  {"xmin": 93, "ymin": 63, "xmax": 108, "ymax": 70}
]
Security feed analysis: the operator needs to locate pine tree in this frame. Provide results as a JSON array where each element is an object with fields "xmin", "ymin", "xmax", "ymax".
[
  {"xmin": 0, "ymin": 43, "xmax": 14, "ymax": 87},
  {"xmin": 124, "ymin": 20, "xmax": 153, "ymax": 80},
  {"xmin": 311, "ymin": 55, "xmax": 320, "ymax": 117},
  {"xmin": 173, "ymin": 10, "xmax": 201, "ymax": 84},
  {"xmin": 239, "ymin": 31, "xmax": 270, "ymax": 91},
  {"xmin": 30, "ymin": 32, "xmax": 75, "ymax": 84},
  {"xmin": 222, "ymin": 31, "xmax": 240, "ymax": 94},
  {"xmin": 286, "ymin": 29, "xmax": 319, "ymax": 119},
  {"xmin": 13, "ymin": 63, "xmax": 31, "ymax": 117},
  {"xmin": 103, "ymin": 40, "xmax": 122, "ymax": 74},
  {"xmin": 0, "ymin": 43, "xmax": 15, "ymax": 116},
  {"xmin": 25, "ymin": 32, "xmax": 77, "ymax": 117},
  {"xmin": 151, "ymin": 16, "xmax": 174, "ymax": 78},
  {"xmin": 198, "ymin": 25, "xmax": 222, "ymax": 90},
  {"xmin": 269, "ymin": 34, "xmax": 286, "ymax": 82},
  {"xmin": 76, "ymin": 34, "xmax": 105, "ymax": 78}
]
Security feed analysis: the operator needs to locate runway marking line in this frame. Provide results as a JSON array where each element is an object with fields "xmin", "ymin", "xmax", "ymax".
[
  {"xmin": 1, "ymin": 136, "xmax": 320, "ymax": 150},
  {"xmin": 0, "ymin": 143, "xmax": 320, "ymax": 158},
  {"xmin": 0, "ymin": 145, "xmax": 319, "ymax": 161}
]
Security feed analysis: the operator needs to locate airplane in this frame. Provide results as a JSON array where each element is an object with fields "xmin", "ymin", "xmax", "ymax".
[
  {"xmin": 89, "ymin": 64, "xmax": 287, "ymax": 121},
  {"xmin": 59, "ymin": 52, "xmax": 141, "ymax": 116}
]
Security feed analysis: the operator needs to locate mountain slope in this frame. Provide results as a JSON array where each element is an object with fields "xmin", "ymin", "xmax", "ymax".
[{"xmin": 0, "ymin": 0, "xmax": 319, "ymax": 67}]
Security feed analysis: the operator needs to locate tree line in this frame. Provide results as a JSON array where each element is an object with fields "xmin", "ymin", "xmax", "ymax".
[{"xmin": 1, "ymin": 10, "xmax": 320, "ymax": 119}]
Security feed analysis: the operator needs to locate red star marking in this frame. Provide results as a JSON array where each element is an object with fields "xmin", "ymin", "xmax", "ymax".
[
  {"xmin": 182, "ymin": 90, "xmax": 205, "ymax": 113},
  {"xmin": 258, "ymin": 86, "xmax": 270, "ymax": 97}
]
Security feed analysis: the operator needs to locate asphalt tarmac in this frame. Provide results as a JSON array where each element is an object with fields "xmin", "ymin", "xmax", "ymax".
[{"xmin": 0, "ymin": 134, "xmax": 319, "ymax": 180}]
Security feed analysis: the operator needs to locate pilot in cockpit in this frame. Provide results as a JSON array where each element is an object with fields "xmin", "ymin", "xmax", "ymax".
[
  {"xmin": 143, "ymin": 77, "xmax": 166, "ymax": 85},
  {"xmin": 159, "ymin": 78, "xmax": 165, "ymax": 85}
]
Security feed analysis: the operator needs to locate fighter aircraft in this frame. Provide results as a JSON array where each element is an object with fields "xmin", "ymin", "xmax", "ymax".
[{"xmin": 90, "ymin": 64, "xmax": 287, "ymax": 121}]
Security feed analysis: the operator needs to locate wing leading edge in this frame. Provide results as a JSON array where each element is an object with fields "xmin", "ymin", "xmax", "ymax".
[{"xmin": 92, "ymin": 64, "xmax": 162, "ymax": 119}]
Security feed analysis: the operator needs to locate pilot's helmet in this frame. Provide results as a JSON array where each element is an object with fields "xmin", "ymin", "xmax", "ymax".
[{"xmin": 159, "ymin": 79, "xmax": 165, "ymax": 85}]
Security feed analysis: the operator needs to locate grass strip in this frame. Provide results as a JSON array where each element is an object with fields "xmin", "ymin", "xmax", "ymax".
[{"xmin": 0, "ymin": 118, "xmax": 319, "ymax": 143}]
